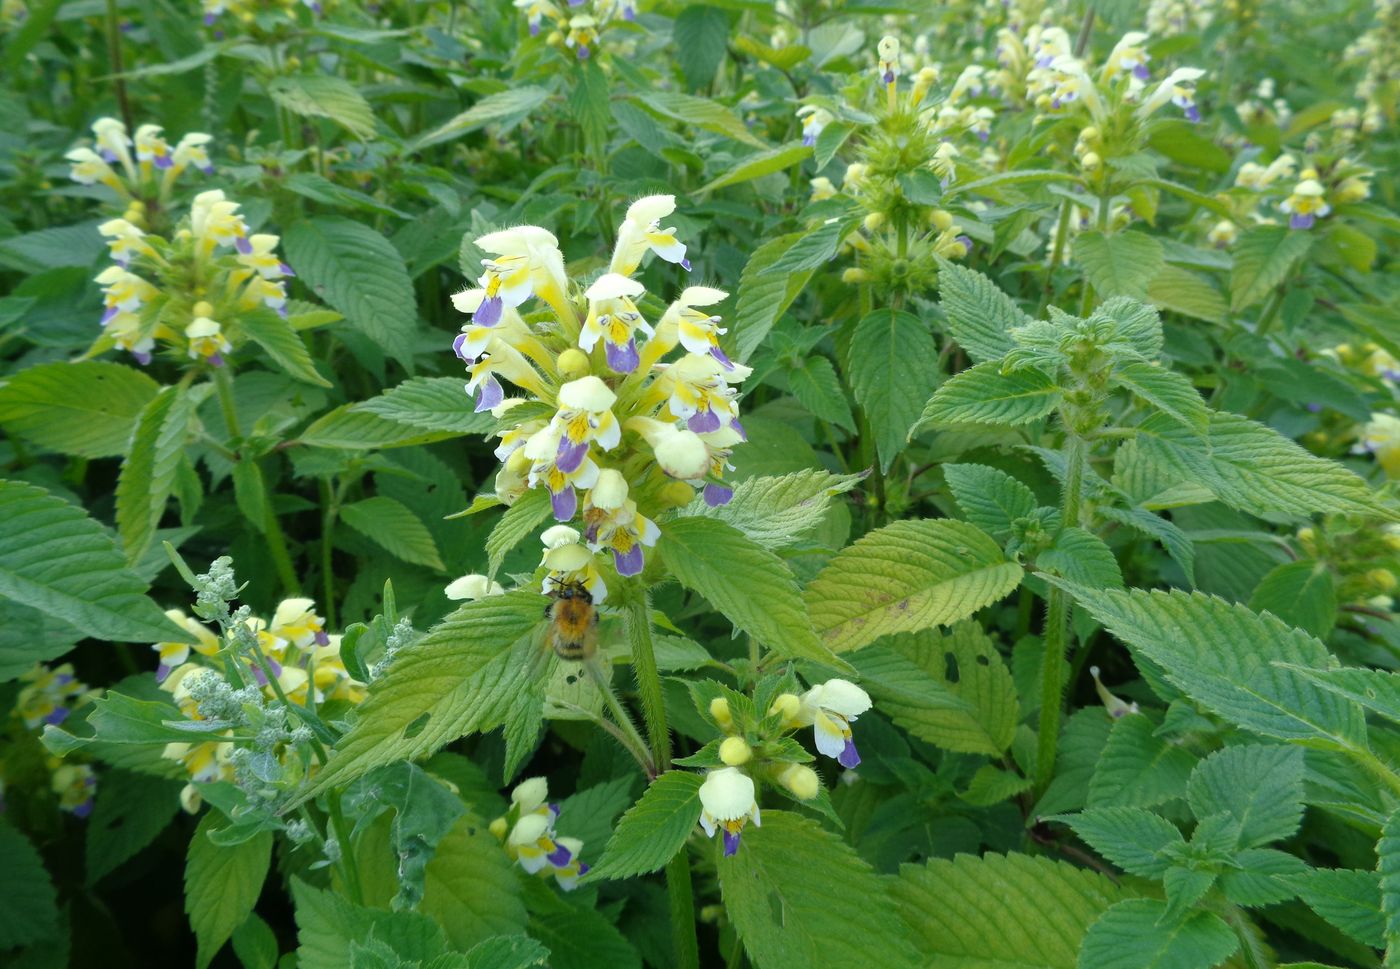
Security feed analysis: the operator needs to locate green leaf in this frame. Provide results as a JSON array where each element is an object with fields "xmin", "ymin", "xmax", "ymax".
[
  {"xmin": 1113, "ymin": 362, "xmax": 1207, "ymax": 431},
  {"xmin": 849, "ymin": 622, "xmax": 1018, "ymax": 755},
  {"xmin": 0, "ymin": 479, "xmax": 188, "ymax": 643},
  {"xmin": 412, "ymin": 87, "xmax": 552, "ymax": 151},
  {"xmin": 805, "ymin": 519, "xmax": 1023, "ymax": 653},
  {"xmin": 635, "ymin": 91, "xmax": 765, "ymax": 147},
  {"xmin": 85, "ymin": 769, "xmax": 182, "ymax": 885},
  {"xmin": 720, "ymin": 811, "xmax": 920, "ymax": 969},
  {"xmin": 659, "ymin": 517, "xmax": 842, "ymax": 667},
  {"xmin": 682, "ymin": 468, "xmax": 863, "ymax": 549},
  {"xmin": 942, "ymin": 463, "xmax": 1039, "ymax": 538},
  {"xmin": 916, "ymin": 361, "xmax": 1061, "ymax": 430},
  {"xmin": 1088, "ymin": 901, "xmax": 1238, "ymax": 969},
  {"xmin": 588, "ymin": 771, "xmax": 703, "ymax": 881},
  {"xmin": 960, "ymin": 765, "xmax": 1033, "ymax": 806},
  {"xmin": 292, "ymin": 878, "xmax": 452, "ymax": 969},
  {"xmin": 463, "ymin": 937, "xmax": 549, "ymax": 969},
  {"xmin": 1075, "ymin": 230, "xmax": 1164, "ymax": 300},
  {"xmin": 1230, "ymin": 225, "xmax": 1314, "ymax": 311},
  {"xmin": 237, "ymin": 307, "xmax": 331, "ymax": 387},
  {"xmin": 116, "ymin": 385, "xmax": 199, "ymax": 564},
  {"xmin": 419, "ymin": 817, "xmax": 529, "ymax": 952},
  {"xmin": 526, "ymin": 904, "xmax": 638, "ymax": 969},
  {"xmin": 485, "ymin": 488, "xmax": 552, "ymax": 580},
  {"xmin": 295, "ymin": 592, "xmax": 545, "ymax": 802},
  {"xmin": 1097, "ymin": 505, "xmax": 1196, "ymax": 587},
  {"xmin": 700, "ymin": 142, "xmax": 812, "ymax": 194},
  {"xmin": 1038, "ymin": 527, "xmax": 1124, "ymax": 590},
  {"xmin": 568, "ymin": 61, "xmax": 610, "ymax": 148},
  {"xmin": 935, "ymin": 261, "xmax": 1036, "ymax": 364},
  {"xmin": 673, "ymin": 4, "xmax": 729, "ymax": 89},
  {"xmin": 1273, "ymin": 667, "xmax": 1400, "ymax": 729},
  {"xmin": 1284, "ymin": 869, "xmax": 1384, "ymax": 948},
  {"xmin": 284, "ymin": 217, "xmax": 418, "ymax": 366},
  {"xmin": 1054, "ymin": 807, "xmax": 1183, "ymax": 878},
  {"xmin": 785, "ymin": 355, "xmax": 855, "ymax": 432},
  {"xmin": 891, "ymin": 851, "xmax": 1126, "ymax": 968},
  {"xmin": 1136, "ymin": 412, "xmax": 1393, "ymax": 520},
  {"xmin": 1186, "ymin": 744, "xmax": 1304, "ymax": 848},
  {"xmin": 185, "ymin": 813, "xmax": 272, "ymax": 969},
  {"xmin": 0, "ymin": 360, "xmax": 159, "ymax": 458},
  {"xmin": 231, "ymin": 913, "xmax": 279, "ymax": 969},
  {"xmin": 268, "ymin": 74, "xmax": 376, "ymax": 140},
  {"xmin": 1087, "ymin": 714, "xmax": 1195, "ymax": 808},
  {"xmin": 353, "ymin": 378, "xmax": 494, "ymax": 435},
  {"xmin": 732, "ymin": 233, "xmax": 816, "ymax": 361},
  {"xmin": 300, "ymin": 405, "xmax": 459, "ymax": 450},
  {"xmin": 344, "ymin": 763, "xmax": 466, "ymax": 911},
  {"xmin": 1380, "ymin": 808, "xmax": 1400, "ymax": 954},
  {"xmin": 341, "ymin": 496, "xmax": 446, "ymax": 571},
  {"xmin": 0, "ymin": 822, "xmax": 58, "ymax": 950},
  {"xmin": 768, "ymin": 217, "xmax": 851, "ymax": 274},
  {"xmin": 1220, "ymin": 848, "xmax": 1308, "ymax": 907},
  {"xmin": 1249, "ymin": 560, "xmax": 1337, "ymax": 640},
  {"xmin": 1147, "ymin": 265, "xmax": 1227, "ymax": 324},
  {"xmin": 1050, "ymin": 584, "xmax": 1367, "ymax": 749},
  {"xmin": 846, "ymin": 309, "xmax": 938, "ymax": 472}
]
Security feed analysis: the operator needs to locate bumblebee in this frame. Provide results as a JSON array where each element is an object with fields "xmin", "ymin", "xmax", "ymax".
[{"xmin": 545, "ymin": 580, "xmax": 599, "ymax": 661}]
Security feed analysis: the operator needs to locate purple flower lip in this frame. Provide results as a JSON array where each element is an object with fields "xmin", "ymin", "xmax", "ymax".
[
  {"xmin": 278, "ymin": 262, "xmax": 296, "ymax": 277},
  {"xmin": 838, "ymin": 738, "xmax": 861, "ymax": 769},
  {"xmin": 154, "ymin": 155, "xmax": 174, "ymax": 170},
  {"xmin": 555, "ymin": 437, "xmax": 590, "ymax": 474},
  {"xmin": 577, "ymin": 45, "xmax": 590, "ymax": 60},
  {"xmin": 711, "ymin": 345, "xmax": 734, "ymax": 369},
  {"xmin": 882, "ymin": 69, "xmax": 895, "ymax": 84},
  {"xmin": 155, "ymin": 663, "xmax": 172, "ymax": 682},
  {"xmin": 703, "ymin": 483, "xmax": 733, "ymax": 507},
  {"xmin": 605, "ymin": 338, "xmax": 640, "ymax": 373},
  {"xmin": 547, "ymin": 844, "xmax": 573, "ymax": 866},
  {"xmin": 614, "ymin": 544, "xmax": 645, "ymax": 577},
  {"xmin": 680, "ymin": 257, "xmax": 692, "ymax": 271},
  {"xmin": 729, "ymin": 418, "xmax": 746, "ymax": 440},
  {"xmin": 474, "ymin": 374, "xmax": 504, "ymax": 412},
  {"xmin": 101, "ymin": 306, "xmax": 120, "ymax": 324},
  {"xmin": 45, "ymin": 706, "xmax": 71, "ymax": 727},
  {"xmin": 687, "ymin": 408, "xmax": 721, "ymax": 434},
  {"xmin": 474, "ymin": 295, "xmax": 503, "ymax": 328},
  {"xmin": 803, "ymin": 132, "xmax": 817, "ymax": 147},
  {"xmin": 133, "ymin": 350, "xmax": 152, "ymax": 366},
  {"xmin": 1290, "ymin": 213, "xmax": 1315, "ymax": 230},
  {"xmin": 72, "ymin": 799, "xmax": 94, "ymax": 819},
  {"xmin": 314, "ymin": 630, "xmax": 330, "ymax": 646},
  {"xmin": 1184, "ymin": 104, "xmax": 1201, "ymax": 123},
  {"xmin": 551, "ymin": 485, "xmax": 578, "ymax": 522},
  {"xmin": 452, "ymin": 332, "xmax": 470, "ymax": 360},
  {"xmin": 722, "ymin": 829, "xmax": 741, "ymax": 857},
  {"xmin": 235, "ymin": 236, "xmax": 253, "ymax": 255},
  {"xmin": 1133, "ymin": 63, "xmax": 1151, "ymax": 81}
]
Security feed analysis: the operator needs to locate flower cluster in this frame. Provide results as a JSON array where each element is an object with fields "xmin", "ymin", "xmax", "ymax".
[
  {"xmin": 200, "ymin": 0, "xmax": 323, "ymax": 28},
  {"xmin": 516, "ymin": 0, "xmax": 637, "ymax": 59},
  {"xmin": 453, "ymin": 196, "xmax": 747, "ymax": 584},
  {"xmin": 91, "ymin": 189, "xmax": 294, "ymax": 365},
  {"xmin": 490, "ymin": 777, "xmax": 587, "ymax": 889},
  {"xmin": 66, "ymin": 117, "xmax": 214, "ymax": 212},
  {"xmin": 1343, "ymin": 0, "xmax": 1398, "ymax": 133},
  {"xmin": 153, "ymin": 566, "xmax": 364, "ymax": 813},
  {"xmin": 4, "ymin": 664, "xmax": 102, "ymax": 818},
  {"xmin": 688, "ymin": 677, "xmax": 872, "ymax": 856},
  {"xmin": 1206, "ymin": 151, "xmax": 1374, "ymax": 246}
]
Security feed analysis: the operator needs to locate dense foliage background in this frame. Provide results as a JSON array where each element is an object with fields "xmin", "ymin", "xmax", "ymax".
[{"xmin": 2, "ymin": 0, "xmax": 1400, "ymax": 966}]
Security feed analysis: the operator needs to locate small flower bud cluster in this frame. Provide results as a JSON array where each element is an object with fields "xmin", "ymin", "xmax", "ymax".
[
  {"xmin": 6, "ymin": 663, "xmax": 103, "ymax": 818},
  {"xmin": 368, "ymin": 617, "xmax": 419, "ymax": 681},
  {"xmin": 516, "ymin": 0, "xmax": 638, "ymax": 60},
  {"xmin": 66, "ymin": 116, "xmax": 214, "ymax": 213},
  {"xmin": 491, "ymin": 777, "xmax": 588, "ymax": 890},
  {"xmin": 688, "ymin": 679, "xmax": 872, "ymax": 856},
  {"xmin": 200, "ymin": 0, "xmax": 324, "ymax": 29},
  {"xmin": 452, "ymin": 196, "xmax": 748, "ymax": 591}
]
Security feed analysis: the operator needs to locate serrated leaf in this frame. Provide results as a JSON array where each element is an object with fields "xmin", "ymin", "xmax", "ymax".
[
  {"xmin": 1079, "ymin": 899, "xmax": 1237, "ymax": 969},
  {"xmin": 960, "ymin": 765, "xmax": 1033, "ymax": 806},
  {"xmin": 1114, "ymin": 361, "xmax": 1207, "ymax": 431},
  {"xmin": 116, "ymin": 385, "xmax": 198, "ymax": 564},
  {"xmin": 1249, "ymin": 560, "xmax": 1337, "ymax": 640},
  {"xmin": 526, "ymin": 904, "xmax": 639, "ymax": 969},
  {"xmin": 292, "ymin": 878, "xmax": 452, "ymax": 969},
  {"xmin": 768, "ymin": 217, "xmax": 851, "ymax": 274},
  {"xmin": 635, "ymin": 91, "xmax": 764, "ymax": 147},
  {"xmin": 943, "ymin": 463, "xmax": 1039, "ymax": 538},
  {"xmin": 185, "ymin": 813, "xmax": 272, "ymax": 969},
  {"xmin": 419, "ymin": 817, "xmax": 529, "ymax": 951},
  {"xmin": 681, "ymin": 468, "xmax": 863, "ymax": 549},
  {"xmin": 786, "ymin": 355, "xmax": 855, "ymax": 431},
  {"xmin": 1055, "ymin": 807, "xmax": 1183, "ymax": 878},
  {"xmin": 1075, "ymin": 230, "xmax": 1164, "ymax": 300},
  {"xmin": 1381, "ymin": 808, "xmax": 1400, "ymax": 956},
  {"xmin": 85, "ymin": 769, "xmax": 182, "ymax": 885},
  {"xmin": 700, "ymin": 142, "xmax": 811, "ymax": 193},
  {"xmin": 805, "ymin": 519, "xmax": 1022, "ymax": 653},
  {"xmin": 0, "ymin": 360, "xmax": 159, "ymax": 458},
  {"xmin": 1186, "ymin": 744, "xmax": 1304, "ymax": 848},
  {"xmin": 464, "ymin": 936, "xmax": 549, "ymax": 969},
  {"xmin": 412, "ymin": 87, "xmax": 551, "ymax": 151},
  {"xmin": 658, "ymin": 517, "xmax": 841, "ymax": 667},
  {"xmin": 1098, "ymin": 505, "xmax": 1196, "ymax": 587},
  {"xmin": 1230, "ymin": 225, "xmax": 1314, "ymax": 311},
  {"xmin": 849, "ymin": 623, "xmax": 1018, "ymax": 755},
  {"xmin": 732, "ymin": 233, "xmax": 815, "ymax": 361},
  {"xmin": 1050, "ymin": 583, "xmax": 1367, "ymax": 749},
  {"xmin": 1038, "ymin": 527, "xmax": 1124, "ymax": 589},
  {"xmin": 720, "ymin": 811, "xmax": 920, "ymax": 969},
  {"xmin": 1148, "ymin": 265, "xmax": 1227, "ymax": 323},
  {"xmin": 284, "ymin": 216, "xmax": 417, "ymax": 366},
  {"xmin": 936, "ymin": 261, "xmax": 1032, "ymax": 363},
  {"xmin": 673, "ymin": 4, "xmax": 729, "ymax": 89},
  {"xmin": 485, "ymin": 488, "xmax": 552, "ymax": 580},
  {"xmin": 1220, "ymin": 848, "xmax": 1308, "ymax": 907},
  {"xmin": 295, "ymin": 592, "xmax": 545, "ymax": 802},
  {"xmin": 0, "ymin": 480, "xmax": 187, "ymax": 643},
  {"xmin": 1276, "ymin": 667, "xmax": 1400, "ymax": 729},
  {"xmin": 1284, "ymin": 868, "xmax": 1385, "ymax": 948},
  {"xmin": 1087, "ymin": 714, "xmax": 1194, "ymax": 808},
  {"xmin": 237, "ymin": 307, "xmax": 331, "ymax": 387},
  {"xmin": 268, "ymin": 74, "xmax": 376, "ymax": 140},
  {"xmin": 0, "ymin": 822, "xmax": 58, "ymax": 950},
  {"xmin": 231, "ymin": 913, "xmax": 279, "ymax": 969},
  {"xmin": 568, "ymin": 61, "xmax": 610, "ymax": 148},
  {"xmin": 300, "ymin": 405, "xmax": 458, "ymax": 450},
  {"xmin": 846, "ymin": 309, "xmax": 938, "ymax": 472},
  {"xmin": 341, "ymin": 496, "xmax": 446, "ymax": 571},
  {"xmin": 353, "ymin": 377, "xmax": 495, "ymax": 435},
  {"xmin": 588, "ymin": 771, "xmax": 703, "ymax": 881},
  {"xmin": 892, "ymin": 851, "xmax": 1126, "ymax": 968},
  {"xmin": 1136, "ymin": 411, "xmax": 1393, "ymax": 520},
  {"xmin": 917, "ymin": 361, "xmax": 1061, "ymax": 430}
]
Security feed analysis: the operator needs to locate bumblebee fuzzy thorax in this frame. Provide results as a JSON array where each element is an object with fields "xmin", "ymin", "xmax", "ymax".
[{"xmin": 546, "ymin": 581, "xmax": 599, "ymax": 661}]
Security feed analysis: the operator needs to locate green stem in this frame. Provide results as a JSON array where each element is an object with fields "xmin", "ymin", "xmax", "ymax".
[
  {"xmin": 1035, "ymin": 432, "xmax": 1086, "ymax": 794},
  {"xmin": 327, "ymin": 792, "xmax": 365, "ymax": 906},
  {"xmin": 320, "ymin": 478, "xmax": 339, "ymax": 630},
  {"xmin": 1040, "ymin": 198, "xmax": 1074, "ymax": 316},
  {"xmin": 627, "ymin": 583, "xmax": 698, "ymax": 969},
  {"xmin": 1254, "ymin": 287, "xmax": 1286, "ymax": 338},
  {"xmin": 105, "ymin": 0, "xmax": 133, "ymax": 132},
  {"xmin": 1349, "ymin": 747, "xmax": 1400, "ymax": 799},
  {"xmin": 584, "ymin": 657, "xmax": 655, "ymax": 777}
]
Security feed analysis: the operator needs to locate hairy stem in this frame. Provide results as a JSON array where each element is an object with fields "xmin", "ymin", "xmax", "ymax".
[
  {"xmin": 584, "ymin": 657, "xmax": 656, "ymax": 778},
  {"xmin": 1035, "ymin": 432, "xmax": 1086, "ymax": 794},
  {"xmin": 327, "ymin": 792, "xmax": 365, "ymax": 906}
]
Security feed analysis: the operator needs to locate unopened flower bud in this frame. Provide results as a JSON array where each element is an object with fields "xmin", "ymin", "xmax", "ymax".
[
  {"xmin": 1081, "ymin": 152, "xmax": 1101, "ymax": 171},
  {"xmin": 1369, "ymin": 569, "xmax": 1397, "ymax": 593},
  {"xmin": 1079, "ymin": 126, "xmax": 1100, "ymax": 143},
  {"xmin": 192, "ymin": 301, "xmax": 214, "ymax": 318},
  {"xmin": 489, "ymin": 816, "xmax": 508, "ymax": 840},
  {"xmin": 445, "ymin": 574, "xmax": 504, "ymax": 601},
  {"xmin": 556, "ymin": 348, "xmax": 590, "ymax": 379},
  {"xmin": 709, "ymin": 696, "xmax": 732, "ymax": 727},
  {"xmin": 658, "ymin": 481, "xmax": 696, "ymax": 508},
  {"xmin": 719, "ymin": 736, "xmax": 753, "ymax": 766},
  {"xmin": 769, "ymin": 692, "xmax": 800, "ymax": 723},
  {"xmin": 930, "ymin": 209, "xmax": 954, "ymax": 231},
  {"xmin": 841, "ymin": 267, "xmax": 871, "ymax": 284},
  {"xmin": 779, "ymin": 763, "xmax": 820, "ymax": 800},
  {"xmin": 863, "ymin": 211, "xmax": 886, "ymax": 232}
]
